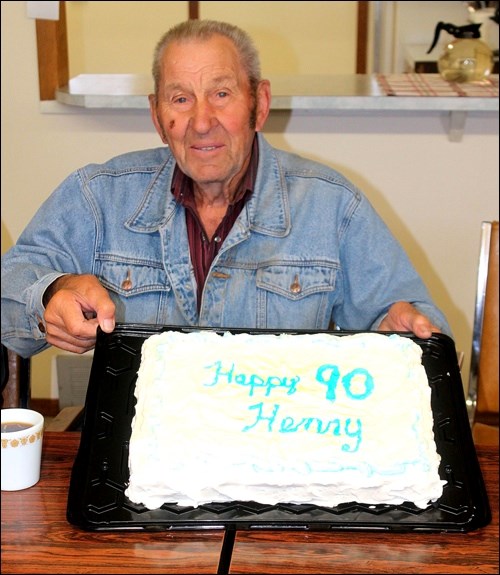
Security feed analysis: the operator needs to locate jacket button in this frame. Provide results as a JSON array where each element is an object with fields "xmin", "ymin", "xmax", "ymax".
[
  {"xmin": 290, "ymin": 274, "xmax": 302, "ymax": 294},
  {"xmin": 122, "ymin": 270, "xmax": 132, "ymax": 290}
]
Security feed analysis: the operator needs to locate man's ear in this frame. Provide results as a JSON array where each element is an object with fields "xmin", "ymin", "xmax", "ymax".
[{"xmin": 255, "ymin": 80, "xmax": 271, "ymax": 132}]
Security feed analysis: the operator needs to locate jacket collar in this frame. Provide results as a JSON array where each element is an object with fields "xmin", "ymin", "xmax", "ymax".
[{"xmin": 126, "ymin": 133, "xmax": 290, "ymax": 237}]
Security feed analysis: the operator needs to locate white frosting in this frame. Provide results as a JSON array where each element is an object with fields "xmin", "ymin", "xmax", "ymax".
[{"xmin": 125, "ymin": 331, "xmax": 445, "ymax": 510}]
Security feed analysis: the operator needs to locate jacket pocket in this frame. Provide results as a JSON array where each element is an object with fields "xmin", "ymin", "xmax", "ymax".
[
  {"xmin": 256, "ymin": 263, "xmax": 337, "ymax": 300},
  {"xmin": 96, "ymin": 259, "xmax": 170, "ymax": 297}
]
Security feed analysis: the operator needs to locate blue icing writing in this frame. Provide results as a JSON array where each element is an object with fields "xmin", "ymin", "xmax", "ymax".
[
  {"xmin": 316, "ymin": 365, "xmax": 374, "ymax": 402},
  {"xmin": 242, "ymin": 402, "xmax": 362, "ymax": 452},
  {"xmin": 203, "ymin": 361, "xmax": 300, "ymax": 397}
]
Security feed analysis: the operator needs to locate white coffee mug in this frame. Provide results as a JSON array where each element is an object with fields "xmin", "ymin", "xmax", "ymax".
[{"xmin": 1, "ymin": 408, "xmax": 44, "ymax": 491}]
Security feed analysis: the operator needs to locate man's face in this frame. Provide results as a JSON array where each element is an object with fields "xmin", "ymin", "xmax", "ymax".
[{"xmin": 149, "ymin": 35, "xmax": 270, "ymax": 192}]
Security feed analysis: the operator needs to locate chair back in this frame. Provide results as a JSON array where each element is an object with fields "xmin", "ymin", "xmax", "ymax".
[
  {"xmin": 1, "ymin": 344, "xmax": 31, "ymax": 409},
  {"xmin": 467, "ymin": 221, "xmax": 499, "ymax": 444}
]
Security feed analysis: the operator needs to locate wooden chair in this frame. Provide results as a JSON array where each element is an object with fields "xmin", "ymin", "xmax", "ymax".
[
  {"xmin": 1, "ymin": 344, "xmax": 84, "ymax": 431},
  {"xmin": 1, "ymin": 345, "xmax": 31, "ymax": 409},
  {"xmin": 466, "ymin": 221, "xmax": 499, "ymax": 446}
]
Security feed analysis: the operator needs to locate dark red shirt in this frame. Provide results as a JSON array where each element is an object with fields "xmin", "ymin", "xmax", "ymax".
[{"xmin": 171, "ymin": 136, "xmax": 259, "ymax": 311}]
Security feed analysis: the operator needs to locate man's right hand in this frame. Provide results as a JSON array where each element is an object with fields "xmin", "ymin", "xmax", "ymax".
[{"xmin": 42, "ymin": 274, "xmax": 115, "ymax": 353}]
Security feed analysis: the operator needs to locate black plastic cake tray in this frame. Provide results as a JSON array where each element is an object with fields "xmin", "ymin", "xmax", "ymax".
[{"xmin": 66, "ymin": 323, "xmax": 491, "ymax": 533}]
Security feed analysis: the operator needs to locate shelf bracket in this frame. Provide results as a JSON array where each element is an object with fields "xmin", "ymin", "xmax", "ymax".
[{"xmin": 448, "ymin": 111, "xmax": 467, "ymax": 142}]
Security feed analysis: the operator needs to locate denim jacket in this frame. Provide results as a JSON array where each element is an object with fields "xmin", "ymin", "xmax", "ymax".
[{"xmin": 1, "ymin": 133, "xmax": 451, "ymax": 357}]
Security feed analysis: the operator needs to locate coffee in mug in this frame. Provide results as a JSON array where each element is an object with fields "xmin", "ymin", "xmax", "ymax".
[
  {"xmin": 1, "ymin": 408, "xmax": 44, "ymax": 491},
  {"xmin": 1, "ymin": 421, "xmax": 33, "ymax": 433}
]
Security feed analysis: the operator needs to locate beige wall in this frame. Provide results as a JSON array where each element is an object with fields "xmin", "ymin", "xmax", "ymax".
[
  {"xmin": 65, "ymin": 1, "xmax": 474, "ymax": 76},
  {"xmin": 66, "ymin": 1, "xmax": 357, "ymax": 76},
  {"xmin": 1, "ymin": 1, "xmax": 499, "ymax": 399},
  {"xmin": 66, "ymin": 0, "xmax": 188, "ymax": 75}
]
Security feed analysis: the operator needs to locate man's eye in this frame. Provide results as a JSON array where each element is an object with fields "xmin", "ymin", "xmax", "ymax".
[
  {"xmin": 216, "ymin": 91, "xmax": 228, "ymax": 99},
  {"xmin": 173, "ymin": 96, "xmax": 187, "ymax": 104}
]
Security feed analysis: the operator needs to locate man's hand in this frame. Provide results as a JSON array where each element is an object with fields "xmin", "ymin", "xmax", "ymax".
[
  {"xmin": 42, "ymin": 274, "xmax": 115, "ymax": 353},
  {"xmin": 378, "ymin": 301, "xmax": 441, "ymax": 339}
]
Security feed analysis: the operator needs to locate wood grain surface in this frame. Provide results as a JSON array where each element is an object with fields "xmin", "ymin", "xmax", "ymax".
[
  {"xmin": 1, "ymin": 432, "xmax": 498, "ymax": 574},
  {"xmin": 1, "ymin": 432, "xmax": 224, "ymax": 574},
  {"xmin": 231, "ymin": 447, "xmax": 499, "ymax": 574}
]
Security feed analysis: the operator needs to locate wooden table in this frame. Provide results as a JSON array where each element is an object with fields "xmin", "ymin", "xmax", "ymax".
[{"xmin": 1, "ymin": 432, "xmax": 498, "ymax": 574}]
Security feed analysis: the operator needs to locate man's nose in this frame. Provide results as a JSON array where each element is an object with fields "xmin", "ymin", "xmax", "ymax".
[{"xmin": 190, "ymin": 100, "xmax": 216, "ymax": 133}]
